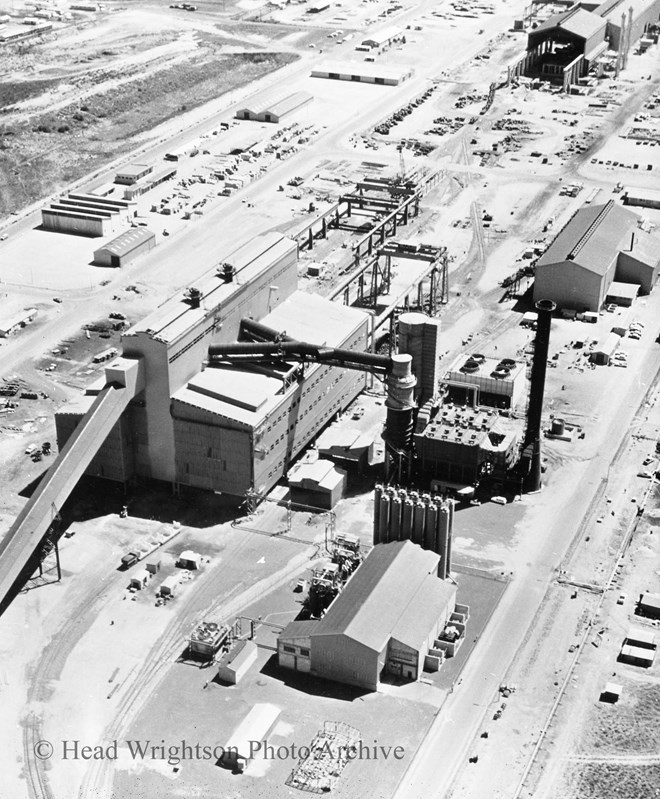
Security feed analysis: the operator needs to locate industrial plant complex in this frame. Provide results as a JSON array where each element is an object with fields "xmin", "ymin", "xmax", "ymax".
[{"xmin": 2, "ymin": 1, "xmax": 660, "ymax": 798}]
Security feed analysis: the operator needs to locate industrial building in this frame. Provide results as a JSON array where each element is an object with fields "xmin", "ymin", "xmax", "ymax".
[
  {"xmin": 311, "ymin": 62, "xmax": 414, "ymax": 85},
  {"xmin": 533, "ymin": 201, "xmax": 660, "ymax": 311},
  {"xmin": 288, "ymin": 458, "xmax": 347, "ymax": 510},
  {"xmin": 55, "ymin": 232, "xmax": 370, "ymax": 499},
  {"xmin": 414, "ymin": 404, "xmax": 521, "ymax": 485},
  {"xmin": 442, "ymin": 353, "xmax": 526, "ymax": 410},
  {"xmin": 373, "ymin": 485, "xmax": 453, "ymax": 579},
  {"xmin": 114, "ymin": 163, "xmax": 153, "ymax": 185},
  {"xmin": 121, "ymin": 165, "xmax": 177, "ymax": 201},
  {"xmin": 316, "ymin": 425, "xmax": 374, "ymax": 472},
  {"xmin": 517, "ymin": 0, "xmax": 660, "ymax": 87},
  {"xmin": 277, "ymin": 541, "xmax": 460, "ymax": 690},
  {"xmin": 235, "ymin": 90, "xmax": 313, "ymax": 123},
  {"xmin": 623, "ymin": 185, "xmax": 660, "ymax": 208},
  {"xmin": 361, "ymin": 26, "xmax": 405, "ymax": 50},
  {"xmin": 41, "ymin": 192, "xmax": 136, "ymax": 237},
  {"xmin": 93, "ymin": 228, "xmax": 156, "ymax": 268}
]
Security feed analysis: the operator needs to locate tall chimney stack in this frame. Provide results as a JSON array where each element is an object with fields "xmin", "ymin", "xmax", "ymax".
[{"xmin": 522, "ymin": 299, "xmax": 556, "ymax": 492}]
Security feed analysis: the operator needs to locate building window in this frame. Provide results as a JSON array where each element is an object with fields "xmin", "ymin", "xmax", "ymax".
[
  {"xmin": 299, "ymin": 648, "xmax": 310, "ymax": 657},
  {"xmin": 282, "ymin": 645, "xmax": 295, "ymax": 654}
]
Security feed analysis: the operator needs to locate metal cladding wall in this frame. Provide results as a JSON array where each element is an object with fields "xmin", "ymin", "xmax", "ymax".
[
  {"xmin": 120, "ymin": 239, "xmax": 298, "ymax": 483},
  {"xmin": 373, "ymin": 485, "xmax": 453, "ymax": 578},
  {"xmin": 311, "ymin": 635, "xmax": 382, "ymax": 691}
]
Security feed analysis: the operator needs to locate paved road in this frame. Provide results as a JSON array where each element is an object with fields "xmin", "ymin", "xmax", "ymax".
[{"xmin": 393, "ymin": 340, "xmax": 660, "ymax": 799}]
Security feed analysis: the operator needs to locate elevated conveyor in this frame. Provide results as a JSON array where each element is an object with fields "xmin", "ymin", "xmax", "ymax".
[{"xmin": 0, "ymin": 357, "xmax": 143, "ymax": 616}]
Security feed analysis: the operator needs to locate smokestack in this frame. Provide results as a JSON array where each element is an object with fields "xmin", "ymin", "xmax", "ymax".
[{"xmin": 522, "ymin": 299, "xmax": 556, "ymax": 492}]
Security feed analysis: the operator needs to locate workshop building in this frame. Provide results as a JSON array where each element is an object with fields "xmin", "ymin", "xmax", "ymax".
[
  {"xmin": 533, "ymin": 201, "xmax": 660, "ymax": 311},
  {"xmin": 114, "ymin": 163, "xmax": 153, "ymax": 185},
  {"xmin": 518, "ymin": 0, "xmax": 660, "ymax": 86},
  {"xmin": 277, "ymin": 541, "xmax": 458, "ymax": 690},
  {"xmin": 361, "ymin": 26, "xmax": 405, "ymax": 50},
  {"xmin": 235, "ymin": 90, "xmax": 313, "ymax": 123},
  {"xmin": 311, "ymin": 61, "xmax": 414, "ymax": 85},
  {"xmin": 93, "ymin": 227, "xmax": 156, "ymax": 268},
  {"xmin": 638, "ymin": 591, "xmax": 660, "ymax": 617},
  {"xmin": 41, "ymin": 192, "xmax": 136, "ymax": 237}
]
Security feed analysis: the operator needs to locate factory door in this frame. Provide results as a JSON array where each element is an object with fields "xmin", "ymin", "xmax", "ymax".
[
  {"xmin": 404, "ymin": 666, "xmax": 417, "ymax": 680},
  {"xmin": 111, "ymin": 255, "xmax": 121, "ymax": 268}
]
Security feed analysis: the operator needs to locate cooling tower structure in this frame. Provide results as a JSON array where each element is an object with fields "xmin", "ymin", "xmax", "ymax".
[
  {"xmin": 373, "ymin": 484, "xmax": 453, "ymax": 579},
  {"xmin": 397, "ymin": 312, "xmax": 441, "ymax": 402},
  {"xmin": 522, "ymin": 298, "xmax": 556, "ymax": 492}
]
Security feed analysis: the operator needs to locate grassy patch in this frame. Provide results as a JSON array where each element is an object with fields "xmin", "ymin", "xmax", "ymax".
[{"xmin": 0, "ymin": 50, "xmax": 297, "ymax": 215}]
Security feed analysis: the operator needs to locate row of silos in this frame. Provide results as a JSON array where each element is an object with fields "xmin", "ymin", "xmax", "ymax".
[
  {"xmin": 397, "ymin": 312, "xmax": 441, "ymax": 403},
  {"xmin": 373, "ymin": 484, "xmax": 453, "ymax": 579}
]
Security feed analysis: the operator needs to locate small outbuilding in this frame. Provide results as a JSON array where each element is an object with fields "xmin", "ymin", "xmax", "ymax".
[
  {"xmin": 218, "ymin": 703, "xmax": 281, "ymax": 772},
  {"xmin": 145, "ymin": 558, "xmax": 161, "ymax": 575},
  {"xmin": 177, "ymin": 550, "xmax": 201, "ymax": 570},
  {"xmin": 288, "ymin": 458, "xmax": 347, "ymax": 510},
  {"xmin": 599, "ymin": 682, "xmax": 622, "ymax": 703},
  {"xmin": 619, "ymin": 643, "xmax": 655, "ymax": 668},
  {"xmin": 638, "ymin": 591, "xmax": 660, "ymax": 618},
  {"xmin": 93, "ymin": 227, "xmax": 156, "ymax": 268},
  {"xmin": 129, "ymin": 569, "xmax": 150, "ymax": 590},
  {"xmin": 590, "ymin": 332, "xmax": 620, "ymax": 365},
  {"xmin": 159, "ymin": 574, "xmax": 179, "ymax": 597},
  {"xmin": 605, "ymin": 281, "xmax": 639, "ymax": 307},
  {"xmin": 216, "ymin": 639, "xmax": 258, "ymax": 684}
]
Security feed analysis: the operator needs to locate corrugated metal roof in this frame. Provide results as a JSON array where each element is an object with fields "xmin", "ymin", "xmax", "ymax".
[
  {"xmin": 238, "ymin": 90, "xmax": 313, "ymax": 118},
  {"xmin": 125, "ymin": 233, "xmax": 296, "ymax": 343},
  {"xmin": 95, "ymin": 227, "xmax": 155, "ymax": 258},
  {"xmin": 532, "ymin": 7, "xmax": 606, "ymax": 41},
  {"xmin": 536, "ymin": 202, "xmax": 640, "ymax": 275},
  {"xmin": 314, "ymin": 541, "xmax": 455, "ymax": 653}
]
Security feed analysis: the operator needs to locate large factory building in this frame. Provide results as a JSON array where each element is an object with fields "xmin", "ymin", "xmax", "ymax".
[
  {"xmin": 518, "ymin": 0, "xmax": 660, "ymax": 86},
  {"xmin": 533, "ymin": 201, "xmax": 660, "ymax": 311},
  {"xmin": 170, "ymin": 293, "xmax": 368, "ymax": 496},
  {"xmin": 55, "ymin": 232, "xmax": 369, "ymax": 498},
  {"xmin": 277, "ymin": 541, "xmax": 458, "ymax": 690}
]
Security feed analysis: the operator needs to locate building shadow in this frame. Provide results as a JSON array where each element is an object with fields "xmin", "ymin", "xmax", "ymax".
[{"xmin": 259, "ymin": 653, "xmax": 371, "ymax": 701}]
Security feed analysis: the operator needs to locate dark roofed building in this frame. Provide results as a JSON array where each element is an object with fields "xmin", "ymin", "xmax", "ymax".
[
  {"xmin": 277, "ymin": 541, "xmax": 457, "ymax": 690},
  {"xmin": 533, "ymin": 201, "xmax": 660, "ymax": 311}
]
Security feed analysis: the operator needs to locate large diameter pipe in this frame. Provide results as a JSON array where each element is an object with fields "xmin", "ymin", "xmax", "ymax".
[{"xmin": 208, "ymin": 340, "xmax": 391, "ymax": 372}]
